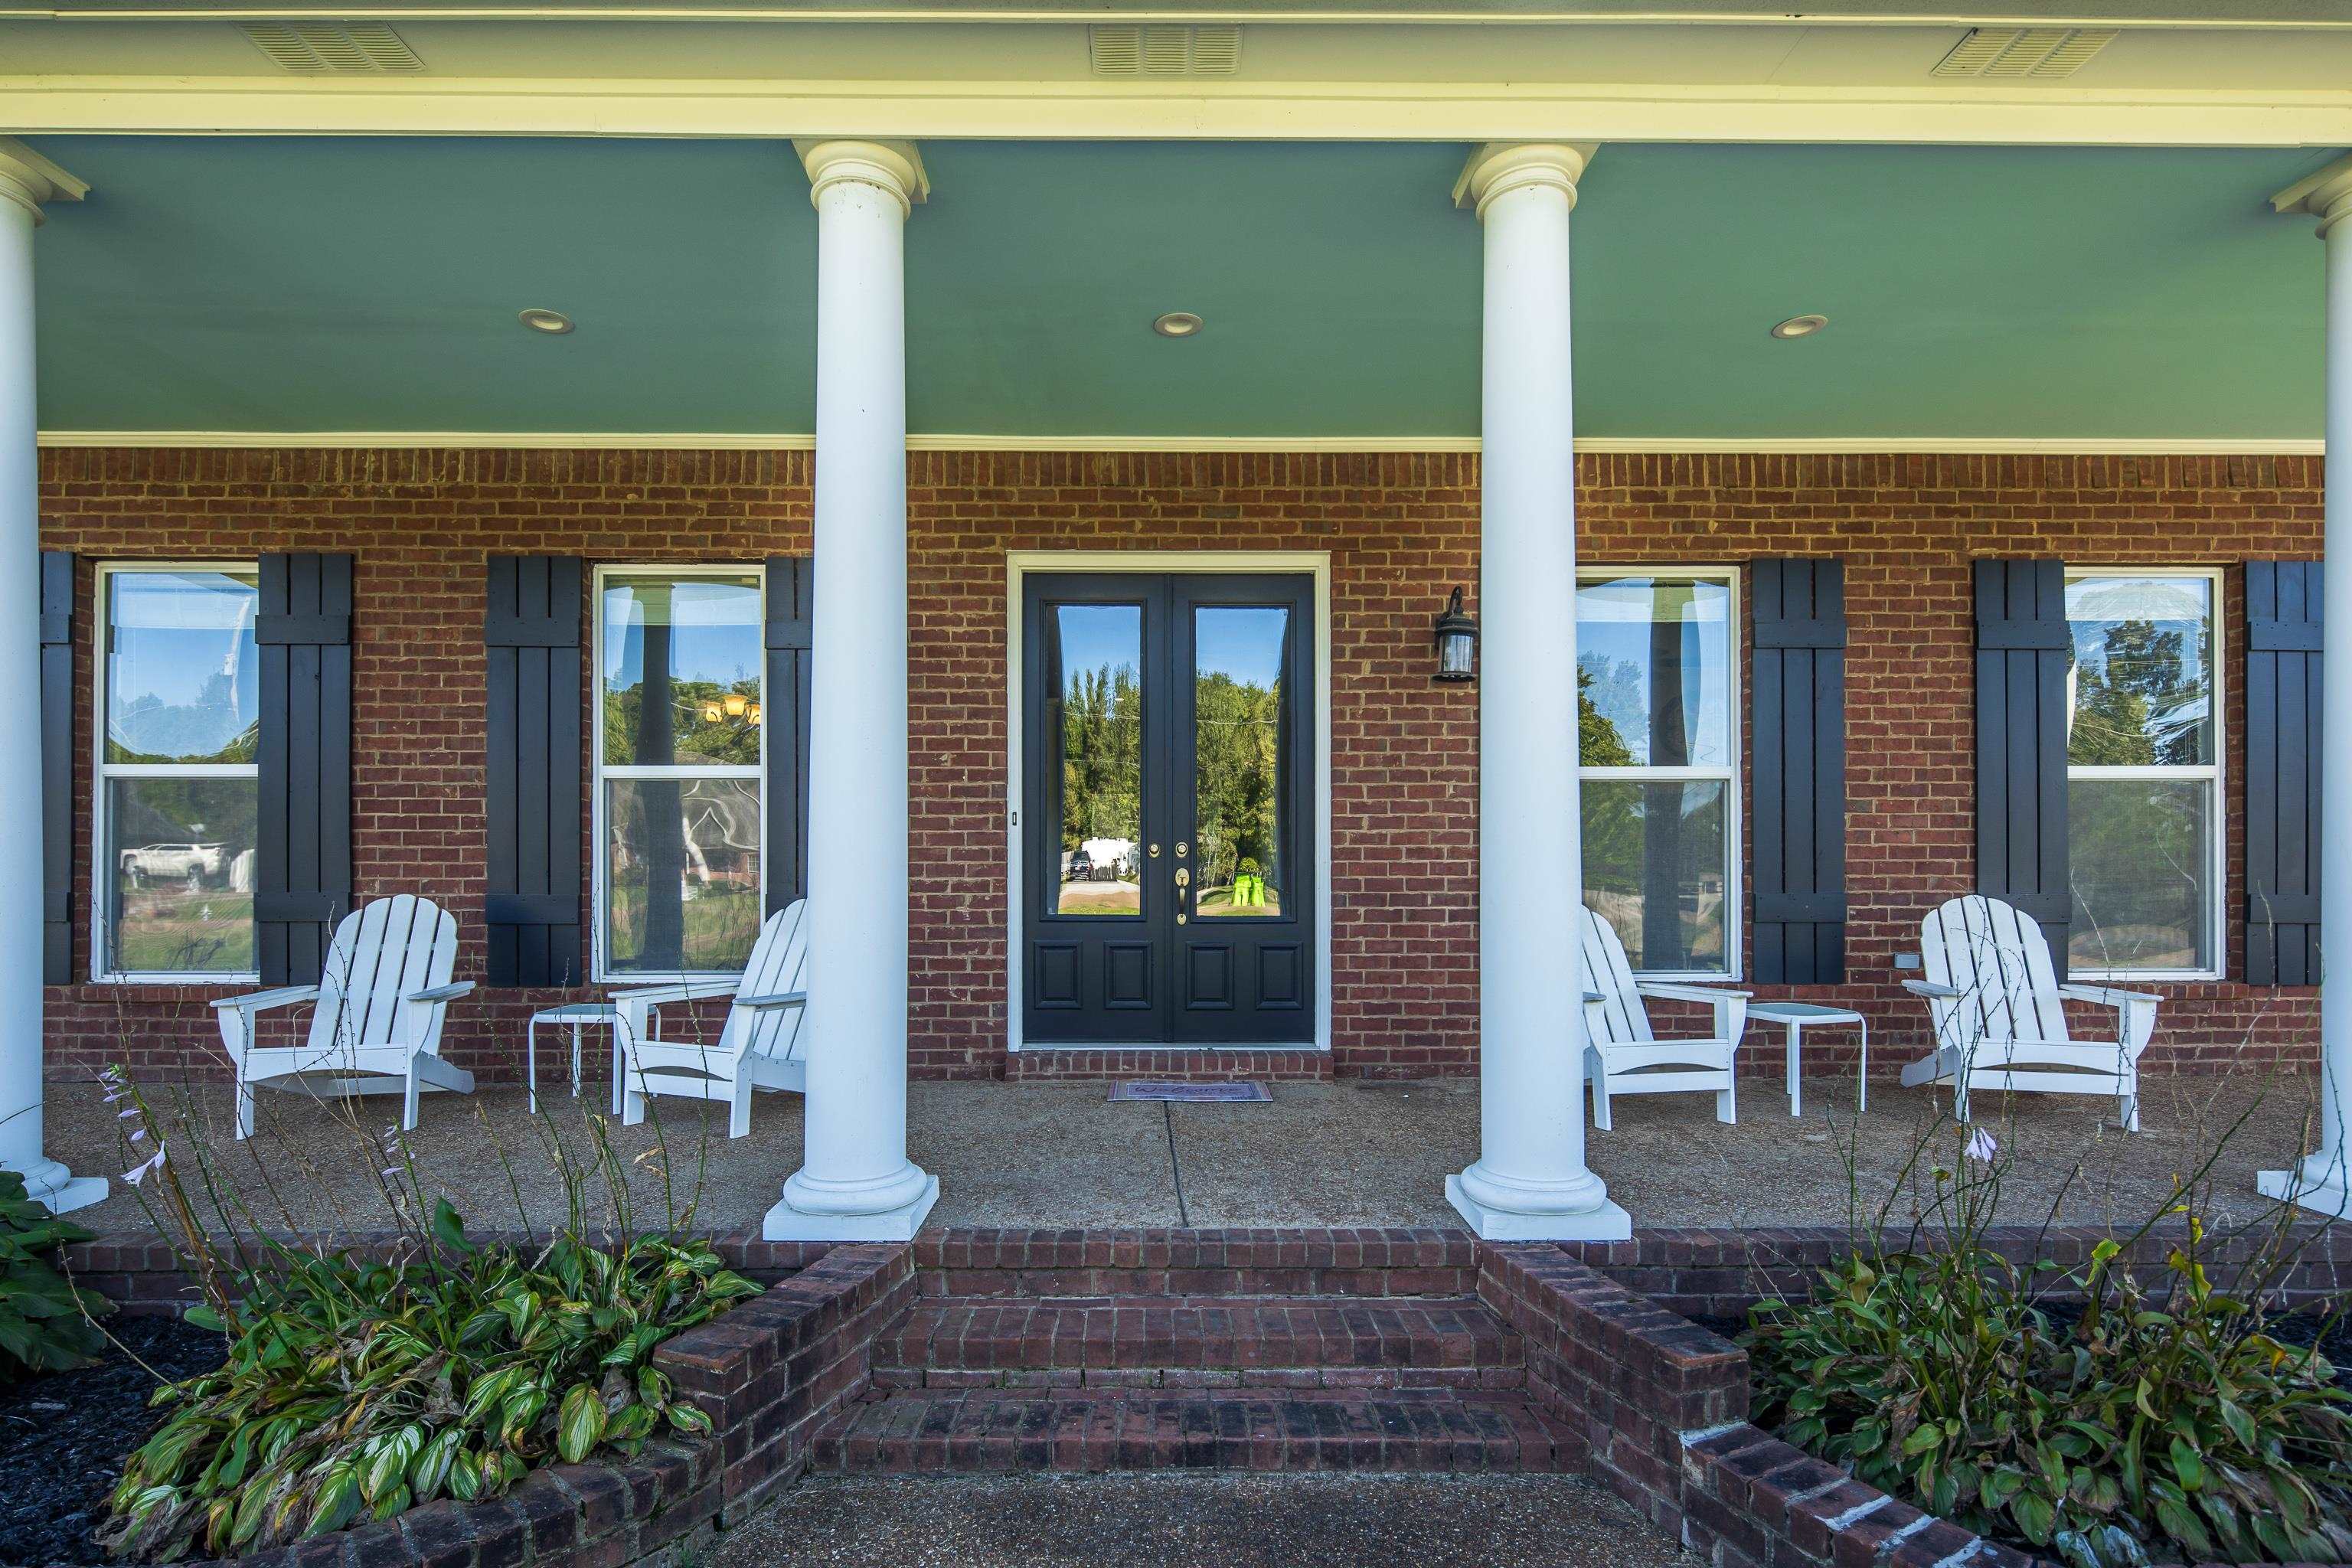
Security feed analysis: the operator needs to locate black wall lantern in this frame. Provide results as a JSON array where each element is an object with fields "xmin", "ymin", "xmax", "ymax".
[{"xmin": 1433, "ymin": 585, "xmax": 1478, "ymax": 682}]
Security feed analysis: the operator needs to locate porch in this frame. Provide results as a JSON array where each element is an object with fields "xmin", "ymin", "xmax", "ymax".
[
  {"xmin": 46, "ymin": 1073, "xmax": 2325, "ymax": 1236},
  {"xmin": 0, "ymin": 122, "xmax": 2348, "ymax": 1247}
]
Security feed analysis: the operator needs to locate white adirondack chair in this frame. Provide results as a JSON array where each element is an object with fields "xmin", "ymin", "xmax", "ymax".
[
  {"xmin": 1901, "ymin": 894, "xmax": 2158, "ymax": 1130},
  {"xmin": 1579, "ymin": 905, "xmax": 1750, "ymax": 1129},
  {"xmin": 611, "ymin": 899, "xmax": 810, "ymax": 1138},
  {"xmin": 211, "ymin": 894, "xmax": 475, "ymax": 1139}
]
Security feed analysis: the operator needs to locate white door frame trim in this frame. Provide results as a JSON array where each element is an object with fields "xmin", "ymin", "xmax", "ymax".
[{"xmin": 1003, "ymin": 548, "xmax": 1334, "ymax": 1055}]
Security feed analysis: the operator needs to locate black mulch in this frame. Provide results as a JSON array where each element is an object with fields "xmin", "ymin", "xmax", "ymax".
[{"xmin": 0, "ymin": 1313, "xmax": 225, "ymax": 1567}]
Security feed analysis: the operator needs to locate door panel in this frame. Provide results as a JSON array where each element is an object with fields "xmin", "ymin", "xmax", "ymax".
[
  {"xmin": 1170, "ymin": 577, "xmax": 1314, "ymax": 1043},
  {"xmin": 1021, "ymin": 570, "xmax": 1314, "ymax": 1045},
  {"xmin": 1023, "ymin": 576, "xmax": 1168, "ymax": 1043}
]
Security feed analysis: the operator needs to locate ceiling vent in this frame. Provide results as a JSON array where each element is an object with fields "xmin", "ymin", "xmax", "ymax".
[
  {"xmin": 1089, "ymin": 24, "xmax": 1242, "ymax": 77},
  {"xmin": 1932, "ymin": 27, "xmax": 2116, "ymax": 80},
  {"xmin": 240, "ymin": 21, "xmax": 426, "ymax": 74}
]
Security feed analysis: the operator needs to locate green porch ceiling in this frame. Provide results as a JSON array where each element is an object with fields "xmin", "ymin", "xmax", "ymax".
[{"xmin": 25, "ymin": 136, "xmax": 2344, "ymax": 440}]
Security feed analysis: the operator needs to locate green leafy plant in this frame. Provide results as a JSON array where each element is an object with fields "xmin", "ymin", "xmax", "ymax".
[
  {"xmin": 0, "ymin": 1167, "xmax": 112, "ymax": 1377},
  {"xmin": 1748, "ymin": 1136, "xmax": 2352, "ymax": 1568},
  {"xmin": 99, "ymin": 1201, "xmax": 759, "ymax": 1563}
]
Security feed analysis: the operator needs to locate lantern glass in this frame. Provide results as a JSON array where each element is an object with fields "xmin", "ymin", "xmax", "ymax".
[
  {"xmin": 1437, "ymin": 629, "xmax": 1475, "ymax": 678},
  {"xmin": 1432, "ymin": 586, "xmax": 1478, "ymax": 682}
]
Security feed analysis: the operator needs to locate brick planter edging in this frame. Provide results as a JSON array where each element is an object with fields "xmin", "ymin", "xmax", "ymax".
[
  {"xmin": 121, "ymin": 1242, "xmax": 913, "ymax": 1568},
  {"xmin": 652, "ymin": 1242, "xmax": 915, "ymax": 1524},
  {"xmin": 1492, "ymin": 1238, "xmax": 2347, "ymax": 1568},
  {"xmin": 1478, "ymin": 1242, "xmax": 2049, "ymax": 1568}
]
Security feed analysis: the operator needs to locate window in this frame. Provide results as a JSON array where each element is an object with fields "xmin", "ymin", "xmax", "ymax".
[
  {"xmin": 96, "ymin": 565, "xmax": 260, "ymax": 980},
  {"xmin": 2064, "ymin": 570, "xmax": 2222, "ymax": 978},
  {"xmin": 1576, "ymin": 570, "xmax": 1740, "ymax": 977},
  {"xmin": 593, "ymin": 567, "xmax": 765, "ymax": 979}
]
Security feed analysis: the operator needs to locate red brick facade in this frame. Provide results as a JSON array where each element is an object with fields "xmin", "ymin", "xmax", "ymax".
[{"xmin": 37, "ymin": 446, "xmax": 2321, "ymax": 1084}]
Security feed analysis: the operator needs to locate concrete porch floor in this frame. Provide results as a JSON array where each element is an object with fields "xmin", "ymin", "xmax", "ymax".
[{"xmin": 45, "ymin": 1067, "xmax": 2336, "ymax": 1240}]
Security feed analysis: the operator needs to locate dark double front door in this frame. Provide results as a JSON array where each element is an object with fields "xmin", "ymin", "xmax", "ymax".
[{"xmin": 1022, "ymin": 573, "xmax": 1315, "ymax": 1044}]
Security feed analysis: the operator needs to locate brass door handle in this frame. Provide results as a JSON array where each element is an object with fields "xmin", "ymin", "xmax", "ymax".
[{"xmin": 1174, "ymin": 867, "xmax": 1191, "ymax": 889}]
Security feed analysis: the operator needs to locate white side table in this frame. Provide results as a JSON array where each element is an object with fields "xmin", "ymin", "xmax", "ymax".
[
  {"xmin": 1744, "ymin": 1001, "xmax": 1869, "ymax": 1117},
  {"xmin": 527, "ymin": 1003, "xmax": 626, "ymax": 1116}
]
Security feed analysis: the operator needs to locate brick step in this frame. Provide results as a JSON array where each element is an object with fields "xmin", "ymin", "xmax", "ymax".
[
  {"xmin": 912, "ymin": 1228, "xmax": 1479, "ymax": 1299},
  {"xmin": 874, "ymin": 1295, "xmax": 1524, "ymax": 1390},
  {"xmin": 812, "ymin": 1389, "xmax": 1584, "ymax": 1475}
]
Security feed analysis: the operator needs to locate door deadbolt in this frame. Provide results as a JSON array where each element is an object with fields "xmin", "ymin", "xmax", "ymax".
[
  {"xmin": 1175, "ymin": 841, "xmax": 1189, "ymax": 858},
  {"xmin": 1148, "ymin": 843, "xmax": 1161, "ymax": 858}
]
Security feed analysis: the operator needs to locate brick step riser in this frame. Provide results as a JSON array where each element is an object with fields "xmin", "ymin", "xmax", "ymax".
[
  {"xmin": 876, "ymin": 1297, "xmax": 1525, "ymax": 1392},
  {"xmin": 873, "ymin": 1365, "xmax": 1526, "ymax": 1391},
  {"xmin": 917, "ymin": 1268, "xmax": 1480, "ymax": 1298}
]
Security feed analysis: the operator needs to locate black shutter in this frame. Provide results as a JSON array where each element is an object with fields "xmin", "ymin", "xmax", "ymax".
[
  {"xmin": 2246, "ymin": 560, "xmax": 2322, "ymax": 985},
  {"xmin": 256, "ymin": 553, "xmax": 354, "ymax": 986},
  {"xmin": 1974, "ymin": 558, "xmax": 2073, "ymax": 978},
  {"xmin": 765, "ymin": 557, "xmax": 814, "ymax": 911},
  {"xmin": 40, "ymin": 552, "xmax": 71, "ymax": 985},
  {"xmin": 484, "ymin": 557, "xmax": 583, "ymax": 987},
  {"xmin": 1751, "ymin": 559, "xmax": 1848, "ymax": 984}
]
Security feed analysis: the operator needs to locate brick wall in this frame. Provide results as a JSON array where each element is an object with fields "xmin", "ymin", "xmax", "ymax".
[{"xmin": 39, "ymin": 447, "xmax": 2321, "ymax": 1083}]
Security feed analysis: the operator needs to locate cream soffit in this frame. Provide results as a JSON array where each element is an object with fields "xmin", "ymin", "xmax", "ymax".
[
  {"xmin": 31, "ymin": 430, "xmax": 2328, "ymax": 454},
  {"xmin": 8, "ymin": 77, "xmax": 2350, "ymax": 143}
]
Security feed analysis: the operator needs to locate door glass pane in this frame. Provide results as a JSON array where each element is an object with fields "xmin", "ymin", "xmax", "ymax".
[
  {"xmin": 2066, "ymin": 576, "xmax": 2214, "ymax": 766},
  {"xmin": 1581, "ymin": 779, "xmax": 1728, "ymax": 973},
  {"xmin": 105, "ymin": 570, "xmax": 260, "ymax": 764},
  {"xmin": 2069, "ymin": 777, "xmax": 2213, "ymax": 972},
  {"xmin": 601, "ymin": 573, "xmax": 764, "ymax": 766},
  {"xmin": 105, "ymin": 776, "xmax": 256, "ymax": 975},
  {"xmin": 605, "ymin": 778, "xmax": 763, "ymax": 974},
  {"xmin": 1575, "ymin": 576, "xmax": 1733, "ymax": 767},
  {"xmin": 1054, "ymin": 604, "xmax": 1144, "ymax": 916},
  {"xmin": 1194, "ymin": 606, "xmax": 1288, "ymax": 919}
]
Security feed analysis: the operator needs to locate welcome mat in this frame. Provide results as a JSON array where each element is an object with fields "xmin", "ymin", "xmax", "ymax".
[{"xmin": 1109, "ymin": 1080, "xmax": 1273, "ymax": 1103}]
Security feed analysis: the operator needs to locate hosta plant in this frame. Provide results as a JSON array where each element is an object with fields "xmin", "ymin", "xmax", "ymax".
[
  {"xmin": 100, "ymin": 1203, "xmax": 759, "ymax": 1563},
  {"xmin": 0, "ymin": 1167, "xmax": 111, "ymax": 1377},
  {"xmin": 1748, "ymin": 1222, "xmax": 2352, "ymax": 1568}
]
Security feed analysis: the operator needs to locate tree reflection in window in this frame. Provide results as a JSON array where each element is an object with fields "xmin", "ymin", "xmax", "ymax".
[{"xmin": 1055, "ymin": 604, "xmax": 1145, "ymax": 916}]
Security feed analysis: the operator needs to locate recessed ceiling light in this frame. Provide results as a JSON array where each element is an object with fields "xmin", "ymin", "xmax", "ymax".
[
  {"xmin": 1152, "ymin": 312, "xmax": 1204, "ymax": 338},
  {"xmin": 518, "ymin": 308, "xmax": 575, "ymax": 335},
  {"xmin": 1771, "ymin": 314, "xmax": 1829, "ymax": 340}
]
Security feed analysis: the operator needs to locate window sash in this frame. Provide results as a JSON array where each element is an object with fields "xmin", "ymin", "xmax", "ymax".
[
  {"xmin": 1575, "ymin": 565, "xmax": 1742, "ymax": 981},
  {"xmin": 599, "ymin": 764, "xmax": 762, "ymax": 781},
  {"xmin": 93, "ymin": 562, "xmax": 263, "ymax": 983},
  {"xmin": 590, "ymin": 564, "xmax": 766, "ymax": 982},
  {"xmin": 2061, "ymin": 566, "xmax": 2224, "ymax": 982}
]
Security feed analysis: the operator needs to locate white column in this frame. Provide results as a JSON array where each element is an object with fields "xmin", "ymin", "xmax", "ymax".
[
  {"xmin": 2260, "ymin": 157, "xmax": 2352, "ymax": 1221},
  {"xmin": 0, "ymin": 142, "xmax": 99, "ymax": 1216},
  {"xmin": 1446, "ymin": 143, "xmax": 1629, "ymax": 1242},
  {"xmin": 766, "ymin": 139, "xmax": 938, "ymax": 1242}
]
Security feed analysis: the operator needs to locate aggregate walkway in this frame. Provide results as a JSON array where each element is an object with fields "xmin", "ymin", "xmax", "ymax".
[{"xmin": 709, "ymin": 1472, "xmax": 1697, "ymax": 1568}]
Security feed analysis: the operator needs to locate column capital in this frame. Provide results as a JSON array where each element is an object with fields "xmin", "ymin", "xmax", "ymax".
[
  {"xmin": 1453, "ymin": 142, "xmax": 1597, "ymax": 220},
  {"xmin": 794, "ymin": 138, "xmax": 929, "ymax": 217},
  {"xmin": 0, "ymin": 139, "xmax": 87, "ymax": 227},
  {"xmin": 2274, "ymin": 154, "xmax": 2352, "ymax": 239}
]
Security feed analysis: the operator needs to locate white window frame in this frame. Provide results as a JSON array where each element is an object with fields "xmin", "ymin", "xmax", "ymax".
[
  {"xmin": 91, "ymin": 560, "xmax": 263, "ymax": 985},
  {"xmin": 2063, "ymin": 564, "xmax": 2226, "ymax": 983},
  {"xmin": 590, "ymin": 563, "xmax": 767, "ymax": 985},
  {"xmin": 1574, "ymin": 564, "xmax": 1743, "ymax": 983}
]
